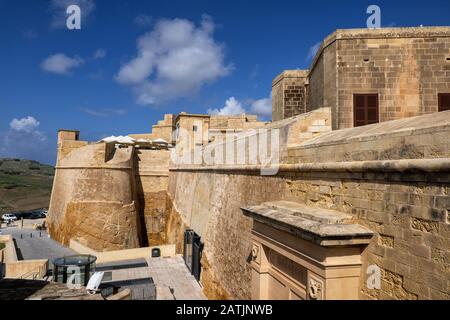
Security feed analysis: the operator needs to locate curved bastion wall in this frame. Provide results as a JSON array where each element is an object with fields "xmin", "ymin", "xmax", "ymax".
[{"xmin": 48, "ymin": 137, "xmax": 141, "ymax": 251}]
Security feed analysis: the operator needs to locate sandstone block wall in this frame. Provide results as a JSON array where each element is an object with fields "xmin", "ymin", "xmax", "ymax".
[
  {"xmin": 48, "ymin": 140, "xmax": 141, "ymax": 251},
  {"xmin": 48, "ymin": 131, "xmax": 171, "ymax": 251},
  {"xmin": 272, "ymin": 70, "xmax": 309, "ymax": 122},
  {"xmin": 172, "ymin": 108, "xmax": 332, "ymax": 170},
  {"xmin": 284, "ymin": 171, "xmax": 449, "ymax": 300},
  {"xmin": 334, "ymin": 29, "xmax": 450, "ymax": 129},
  {"xmin": 168, "ymin": 170, "xmax": 288, "ymax": 299},
  {"xmin": 282, "ymin": 112, "xmax": 450, "ymax": 299},
  {"xmin": 308, "ymin": 41, "xmax": 338, "ymax": 127},
  {"xmin": 273, "ymin": 27, "xmax": 450, "ymax": 129},
  {"xmin": 168, "ymin": 111, "xmax": 450, "ymax": 300},
  {"xmin": 134, "ymin": 149, "xmax": 171, "ymax": 246}
]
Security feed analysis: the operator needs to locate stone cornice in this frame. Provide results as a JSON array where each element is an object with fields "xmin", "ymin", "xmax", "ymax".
[
  {"xmin": 170, "ymin": 158, "xmax": 450, "ymax": 173},
  {"xmin": 241, "ymin": 201, "xmax": 373, "ymax": 247}
]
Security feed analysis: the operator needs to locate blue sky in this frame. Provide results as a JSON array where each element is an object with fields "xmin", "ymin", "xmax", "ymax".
[{"xmin": 0, "ymin": 0, "xmax": 449, "ymax": 164}]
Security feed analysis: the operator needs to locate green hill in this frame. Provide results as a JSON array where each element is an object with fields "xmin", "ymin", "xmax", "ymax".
[{"xmin": 0, "ymin": 158, "xmax": 54, "ymax": 214}]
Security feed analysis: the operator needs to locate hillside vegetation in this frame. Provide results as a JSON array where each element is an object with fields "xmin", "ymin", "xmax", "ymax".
[{"xmin": 0, "ymin": 158, "xmax": 54, "ymax": 213}]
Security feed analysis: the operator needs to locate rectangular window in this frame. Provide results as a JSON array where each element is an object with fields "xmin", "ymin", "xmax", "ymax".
[
  {"xmin": 353, "ymin": 94, "xmax": 379, "ymax": 127},
  {"xmin": 438, "ymin": 93, "xmax": 450, "ymax": 112},
  {"xmin": 193, "ymin": 125, "xmax": 198, "ymax": 132}
]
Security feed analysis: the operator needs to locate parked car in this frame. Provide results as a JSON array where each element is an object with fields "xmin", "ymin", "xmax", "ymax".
[
  {"xmin": 12, "ymin": 212, "xmax": 26, "ymax": 219},
  {"xmin": 1, "ymin": 214, "xmax": 17, "ymax": 223},
  {"xmin": 29, "ymin": 212, "xmax": 46, "ymax": 219},
  {"xmin": 12, "ymin": 212, "xmax": 32, "ymax": 220}
]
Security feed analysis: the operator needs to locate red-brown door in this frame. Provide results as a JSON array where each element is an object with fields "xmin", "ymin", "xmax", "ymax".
[
  {"xmin": 353, "ymin": 94, "xmax": 379, "ymax": 127},
  {"xmin": 438, "ymin": 93, "xmax": 450, "ymax": 112}
]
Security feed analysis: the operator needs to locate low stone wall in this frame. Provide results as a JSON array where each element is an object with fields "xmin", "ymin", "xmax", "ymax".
[
  {"xmin": 70, "ymin": 239, "xmax": 175, "ymax": 264},
  {"xmin": 0, "ymin": 235, "xmax": 17, "ymax": 263},
  {"xmin": 1, "ymin": 235, "xmax": 48, "ymax": 280},
  {"xmin": 5, "ymin": 260, "xmax": 48, "ymax": 279}
]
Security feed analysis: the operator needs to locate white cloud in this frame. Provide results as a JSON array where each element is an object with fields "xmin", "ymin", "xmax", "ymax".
[
  {"xmin": 306, "ymin": 41, "xmax": 321, "ymax": 61},
  {"xmin": 208, "ymin": 96, "xmax": 272, "ymax": 119},
  {"xmin": 49, "ymin": 0, "xmax": 96, "ymax": 29},
  {"xmin": 10, "ymin": 116, "xmax": 40, "ymax": 133},
  {"xmin": 41, "ymin": 53, "xmax": 84, "ymax": 75},
  {"xmin": 250, "ymin": 97, "xmax": 272, "ymax": 117},
  {"xmin": 93, "ymin": 49, "xmax": 106, "ymax": 59},
  {"xmin": 0, "ymin": 117, "xmax": 52, "ymax": 164},
  {"xmin": 116, "ymin": 15, "xmax": 232, "ymax": 105},
  {"xmin": 134, "ymin": 14, "xmax": 152, "ymax": 27},
  {"xmin": 207, "ymin": 97, "xmax": 246, "ymax": 116}
]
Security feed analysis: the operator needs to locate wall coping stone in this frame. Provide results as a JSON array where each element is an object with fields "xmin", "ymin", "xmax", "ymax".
[
  {"xmin": 241, "ymin": 201, "xmax": 374, "ymax": 247},
  {"xmin": 170, "ymin": 158, "xmax": 450, "ymax": 173}
]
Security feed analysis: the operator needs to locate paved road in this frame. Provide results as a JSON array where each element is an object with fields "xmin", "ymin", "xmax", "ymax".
[{"xmin": 0, "ymin": 227, "xmax": 76, "ymax": 265}]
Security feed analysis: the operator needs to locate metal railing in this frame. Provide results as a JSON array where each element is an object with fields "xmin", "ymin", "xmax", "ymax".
[{"xmin": 19, "ymin": 265, "xmax": 46, "ymax": 280}]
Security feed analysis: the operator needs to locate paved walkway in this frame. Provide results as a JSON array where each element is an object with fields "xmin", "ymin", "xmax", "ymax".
[
  {"xmin": 1, "ymin": 225, "xmax": 206, "ymax": 300},
  {"xmin": 146, "ymin": 255, "xmax": 206, "ymax": 300},
  {"xmin": 97, "ymin": 259, "xmax": 156, "ymax": 300},
  {"xmin": 0, "ymin": 227, "xmax": 75, "ymax": 264}
]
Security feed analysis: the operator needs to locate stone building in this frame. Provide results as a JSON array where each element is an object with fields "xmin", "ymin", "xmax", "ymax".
[
  {"xmin": 48, "ymin": 26, "xmax": 450, "ymax": 300},
  {"xmin": 272, "ymin": 27, "xmax": 450, "ymax": 128},
  {"xmin": 173, "ymin": 112, "xmax": 268, "ymax": 155}
]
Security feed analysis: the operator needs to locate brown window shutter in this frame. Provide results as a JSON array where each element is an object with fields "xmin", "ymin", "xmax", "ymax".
[
  {"xmin": 353, "ymin": 94, "xmax": 379, "ymax": 127},
  {"xmin": 438, "ymin": 93, "xmax": 450, "ymax": 112}
]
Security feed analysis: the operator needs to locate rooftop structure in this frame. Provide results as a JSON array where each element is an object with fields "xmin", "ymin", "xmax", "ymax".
[{"xmin": 272, "ymin": 26, "xmax": 450, "ymax": 128}]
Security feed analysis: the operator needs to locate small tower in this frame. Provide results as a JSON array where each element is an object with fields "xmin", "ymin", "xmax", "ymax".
[{"xmin": 271, "ymin": 70, "xmax": 309, "ymax": 122}]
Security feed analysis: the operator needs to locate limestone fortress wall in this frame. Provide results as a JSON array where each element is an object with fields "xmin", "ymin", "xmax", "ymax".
[
  {"xmin": 167, "ymin": 111, "xmax": 450, "ymax": 300},
  {"xmin": 48, "ymin": 110, "xmax": 450, "ymax": 300},
  {"xmin": 48, "ymin": 130, "xmax": 171, "ymax": 251}
]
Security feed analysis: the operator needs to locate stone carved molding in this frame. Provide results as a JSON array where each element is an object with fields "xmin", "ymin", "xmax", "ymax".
[
  {"xmin": 251, "ymin": 244, "xmax": 259, "ymax": 261},
  {"xmin": 308, "ymin": 277, "xmax": 323, "ymax": 300}
]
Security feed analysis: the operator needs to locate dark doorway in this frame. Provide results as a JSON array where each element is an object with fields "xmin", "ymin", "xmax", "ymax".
[
  {"xmin": 438, "ymin": 93, "xmax": 450, "ymax": 112},
  {"xmin": 183, "ymin": 230, "xmax": 203, "ymax": 282},
  {"xmin": 353, "ymin": 94, "xmax": 379, "ymax": 127}
]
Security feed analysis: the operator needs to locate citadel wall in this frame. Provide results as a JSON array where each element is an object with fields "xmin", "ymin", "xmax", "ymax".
[
  {"xmin": 134, "ymin": 148, "xmax": 171, "ymax": 246},
  {"xmin": 167, "ymin": 110, "xmax": 450, "ymax": 300},
  {"xmin": 48, "ymin": 132, "xmax": 171, "ymax": 250},
  {"xmin": 48, "ymin": 136, "xmax": 141, "ymax": 251}
]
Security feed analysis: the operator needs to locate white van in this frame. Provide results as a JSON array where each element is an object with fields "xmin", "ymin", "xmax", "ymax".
[{"xmin": 2, "ymin": 214, "xmax": 17, "ymax": 223}]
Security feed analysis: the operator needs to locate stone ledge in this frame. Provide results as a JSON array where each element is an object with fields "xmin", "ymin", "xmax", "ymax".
[
  {"xmin": 170, "ymin": 158, "xmax": 450, "ymax": 173},
  {"xmin": 310, "ymin": 26, "xmax": 450, "ymax": 73},
  {"xmin": 272, "ymin": 70, "xmax": 309, "ymax": 86},
  {"xmin": 241, "ymin": 201, "xmax": 373, "ymax": 247}
]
